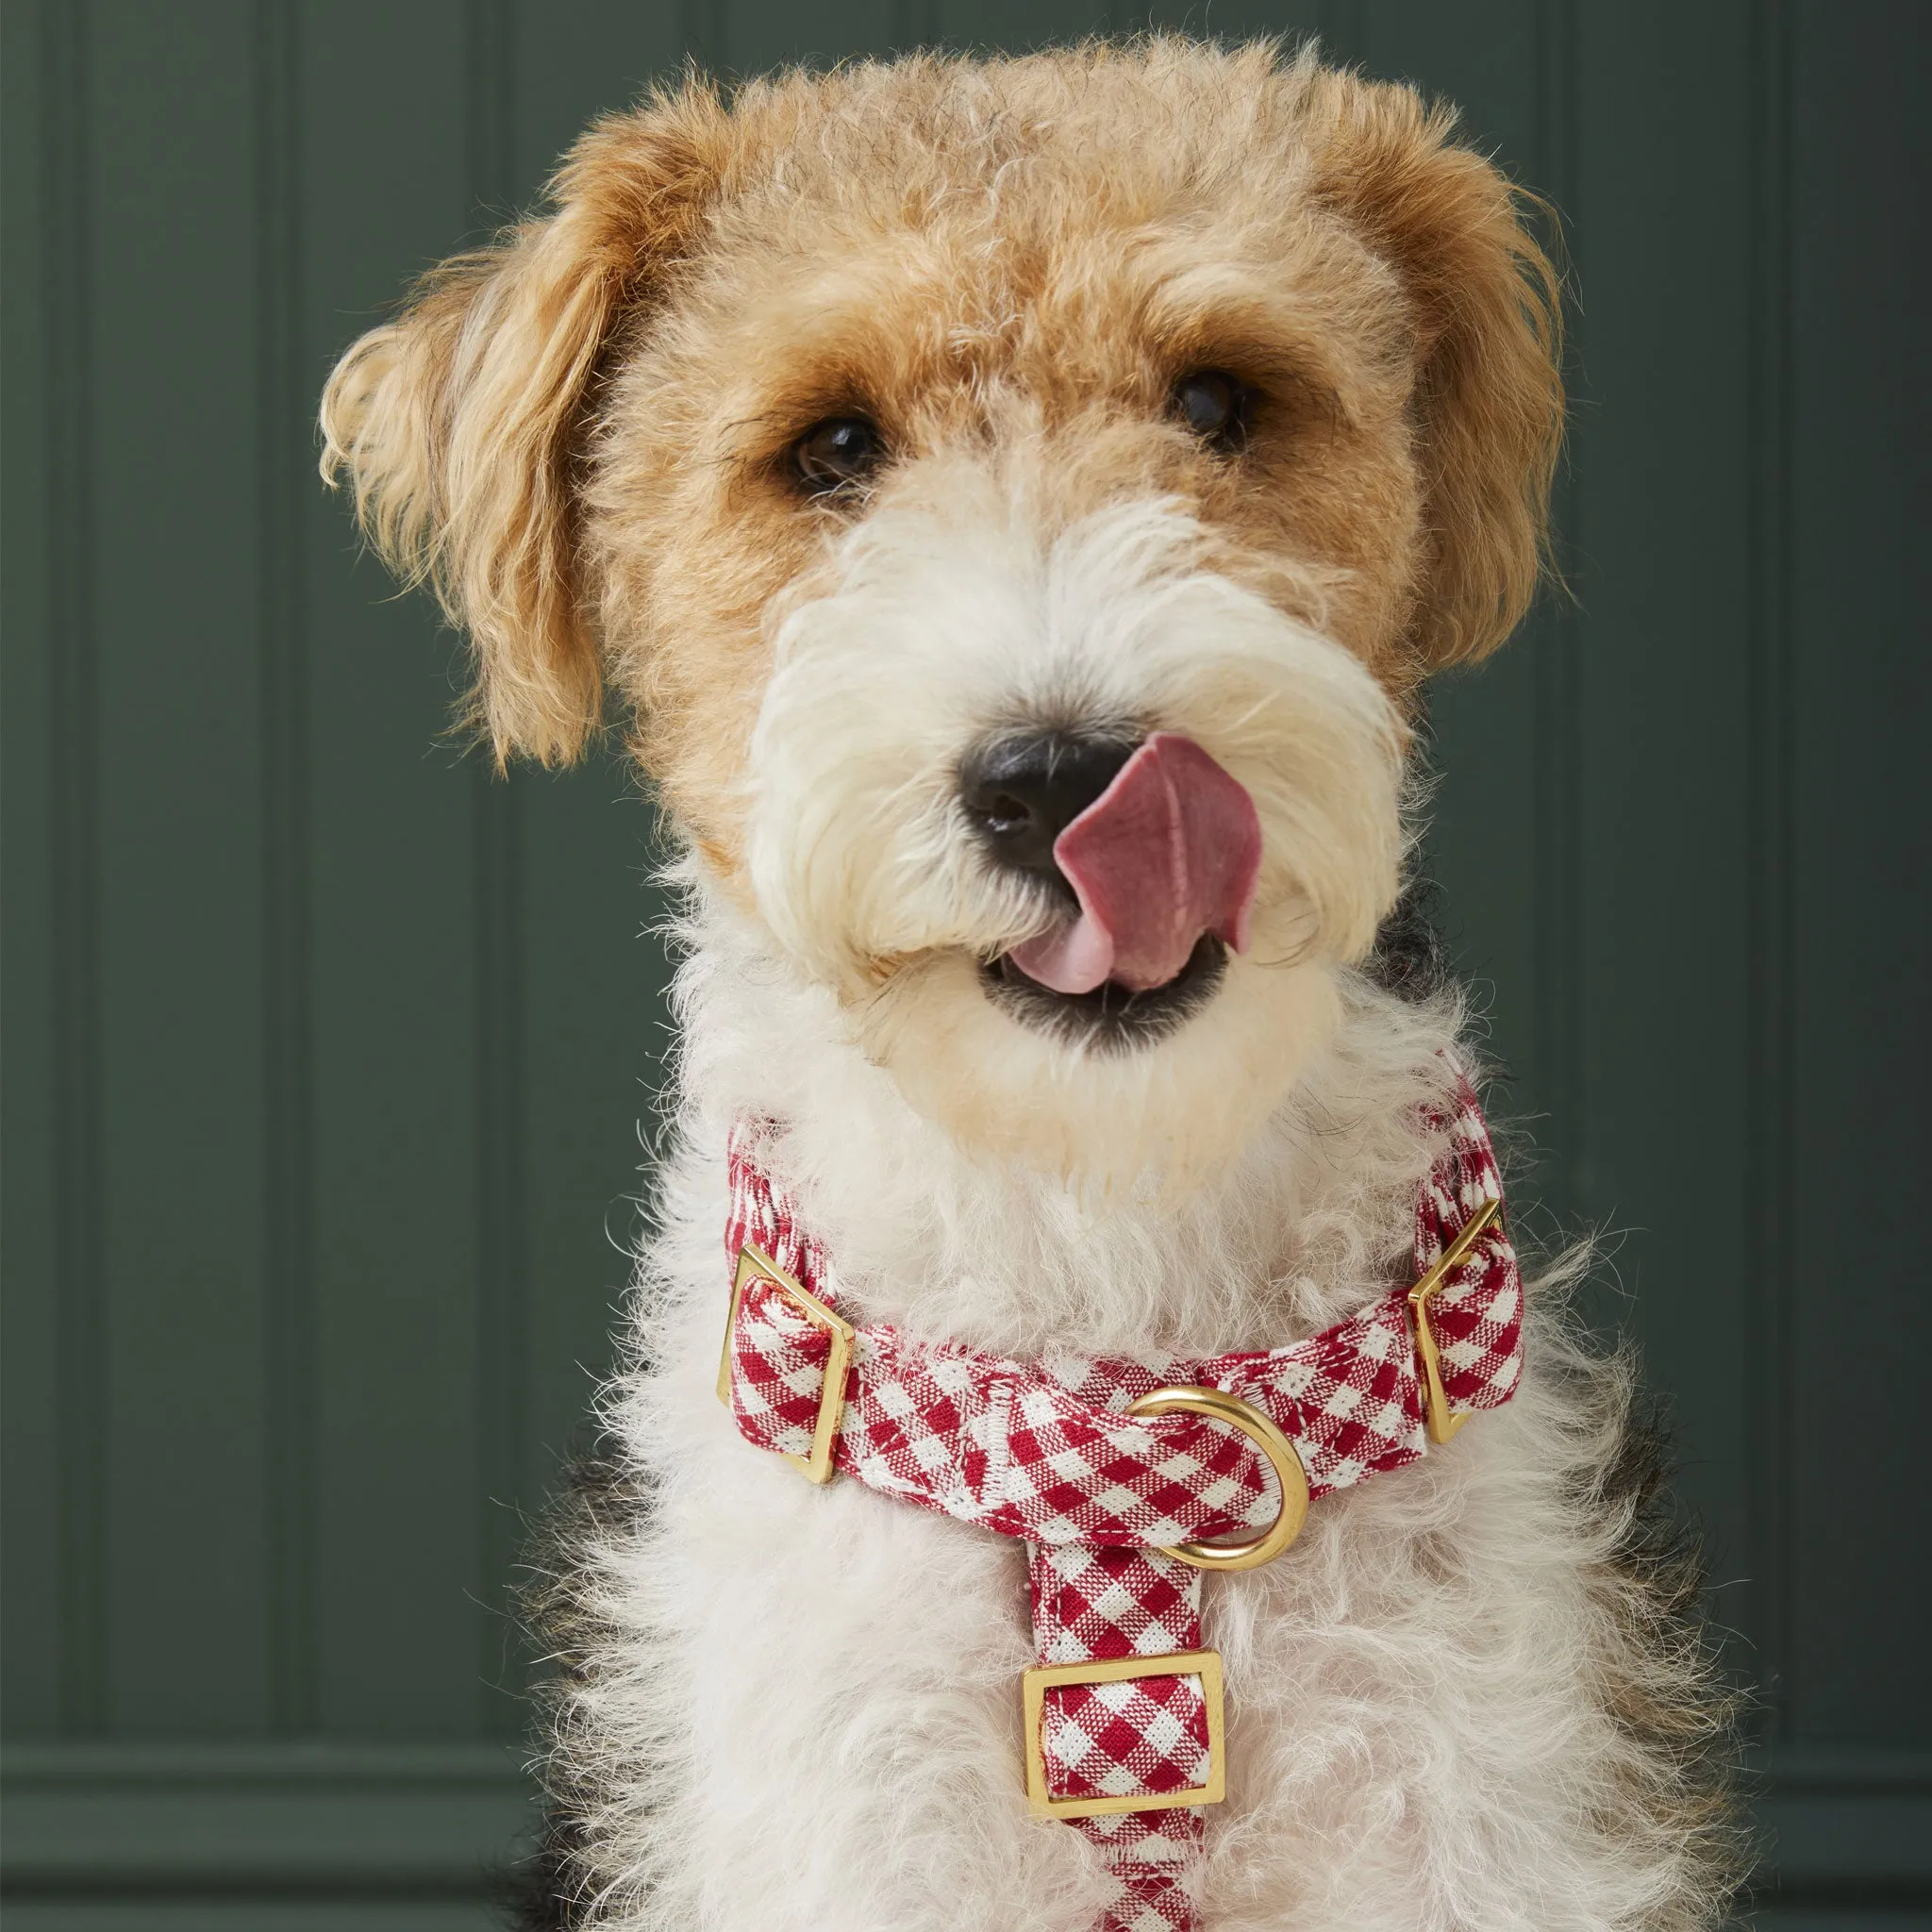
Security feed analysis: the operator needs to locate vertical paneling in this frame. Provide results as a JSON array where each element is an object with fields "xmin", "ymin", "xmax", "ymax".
[
  {"xmin": 255, "ymin": 0, "xmax": 321, "ymax": 1739},
  {"xmin": 1, "ymin": 0, "xmax": 65, "ymax": 1742},
  {"xmin": 91, "ymin": 0, "xmax": 275, "ymax": 1735},
  {"xmin": 1570, "ymin": 0, "xmax": 1760, "ymax": 1607},
  {"xmin": 1742, "ymin": 0, "xmax": 1798, "ymax": 1741},
  {"xmin": 297, "ymin": 0, "xmax": 485, "ymax": 1740},
  {"xmin": 510, "ymin": 751, "xmax": 668, "ymax": 1511},
  {"xmin": 1784, "ymin": 0, "xmax": 1931, "ymax": 1750},
  {"xmin": 5, "ymin": 1, "xmax": 1929, "ymax": 1920},
  {"xmin": 43, "ymin": 0, "xmax": 109, "ymax": 1744}
]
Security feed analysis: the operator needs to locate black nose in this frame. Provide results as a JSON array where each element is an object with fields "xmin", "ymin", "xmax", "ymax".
[{"xmin": 959, "ymin": 730, "xmax": 1138, "ymax": 883}]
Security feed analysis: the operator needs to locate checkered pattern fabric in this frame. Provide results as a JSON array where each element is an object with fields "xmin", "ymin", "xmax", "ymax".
[
  {"xmin": 1029, "ymin": 1542, "xmax": 1213, "ymax": 1802},
  {"xmin": 1031, "ymin": 1541, "xmax": 1211, "ymax": 1930},
  {"xmin": 1070, "ymin": 1808, "xmax": 1206, "ymax": 1932},
  {"xmin": 721, "ymin": 1079, "xmax": 1521, "ymax": 1932}
]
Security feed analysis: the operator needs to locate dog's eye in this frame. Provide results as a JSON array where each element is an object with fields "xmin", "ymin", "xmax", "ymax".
[
  {"xmin": 1171, "ymin": 370, "xmax": 1252, "ymax": 452},
  {"xmin": 792, "ymin": 416, "xmax": 886, "ymax": 494}
]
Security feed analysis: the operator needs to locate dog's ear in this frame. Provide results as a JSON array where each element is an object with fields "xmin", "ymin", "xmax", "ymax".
[
  {"xmin": 1305, "ymin": 70, "xmax": 1565, "ymax": 672},
  {"xmin": 320, "ymin": 84, "xmax": 731, "ymax": 765}
]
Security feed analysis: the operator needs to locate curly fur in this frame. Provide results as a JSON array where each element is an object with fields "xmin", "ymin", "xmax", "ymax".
[
  {"xmin": 322, "ymin": 37, "xmax": 1741, "ymax": 1931},
  {"xmin": 505, "ymin": 894, "xmax": 1743, "ymax": 1930}
]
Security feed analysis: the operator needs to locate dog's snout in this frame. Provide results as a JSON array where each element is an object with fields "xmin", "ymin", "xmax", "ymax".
[{"xmin": 960, "ymin": 730, "xmax": 1138, "ymax": 880}]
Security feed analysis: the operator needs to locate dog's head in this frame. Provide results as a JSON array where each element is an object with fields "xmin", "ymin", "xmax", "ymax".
[{"xmin": 322, "ymin": 42, "xmax": 1560, "ymax": 1183}]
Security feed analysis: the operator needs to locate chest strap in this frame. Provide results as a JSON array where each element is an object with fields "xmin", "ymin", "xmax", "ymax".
[{"xmin": 716, "ymin": 1083, "xmax": 1522, "ymax": 1932}]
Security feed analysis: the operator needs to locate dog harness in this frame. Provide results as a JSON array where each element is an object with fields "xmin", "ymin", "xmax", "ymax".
[{"xmin": 718, "ymin": 1085, "xmax": 1523, "ymax": 1932}]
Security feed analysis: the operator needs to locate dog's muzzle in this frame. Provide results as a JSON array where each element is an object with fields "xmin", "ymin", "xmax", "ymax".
[{"xmin": 963, "ymin": 726, "xmax": 1263, "ymax": 1047}]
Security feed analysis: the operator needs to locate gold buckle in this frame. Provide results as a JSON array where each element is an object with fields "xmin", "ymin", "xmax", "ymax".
[
  {"xmin": 1406, "ymin": 1195, "xmax": 1503, "ymax": 1444},
  {"xmin": 717, "ymin": 1242, "xmax": 854, "ymax": 1485},
  {"xmin": 1021, "ymin": 1649, "xmax": 1226, "ymax": 1819},
  {"xmin": 1124, "ymin": 1386, "xmax": 1308, "ymax": 1570}
]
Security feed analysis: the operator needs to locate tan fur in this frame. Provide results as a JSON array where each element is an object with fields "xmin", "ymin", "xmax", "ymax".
[
  {"xmin": 319, "ymin": 85, "xmax": 736, "ymax": 764},
  {"xmin": 1301, "ymin": 68, "xmax": 1564, "ymax": 672},
  {"xmin": 322, "ymin": 39, "xmax": 1561, "ymax": 815}
]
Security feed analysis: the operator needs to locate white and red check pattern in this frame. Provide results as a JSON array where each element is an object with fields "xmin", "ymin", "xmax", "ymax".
[
  {"xmin": 1030, "ymin": 1541, "xmax": 1212, "ymax": 1930},
  {"xmin": 721, "ymin": 1080, "xmax": 1521, "ymax": 1932}
]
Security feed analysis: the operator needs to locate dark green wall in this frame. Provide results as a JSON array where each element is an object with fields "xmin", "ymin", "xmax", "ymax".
[{"xmin": 5, "ymin": 2, "xmax": 1927, "ymax": 1925}]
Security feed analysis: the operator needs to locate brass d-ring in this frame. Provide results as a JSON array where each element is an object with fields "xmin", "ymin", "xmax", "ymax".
[{"xmin": 1125, "ymin": 1386, "xmax": 1310, "ymax": 1571}]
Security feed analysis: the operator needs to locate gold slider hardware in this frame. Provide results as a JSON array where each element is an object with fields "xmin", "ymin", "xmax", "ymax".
[
  {"xmin": 1124, "ymin": 1386, "xmax": 1309, "ymax": 1571},
  {"xmin": 1022, "ymin": 1649, "xmax": 1226, "ymax": 1819},
  {"xmin": 1406, "ymin": 1194, "xmax": 1504, "ymax": 1445},
  {"xmin": 717, "ymin": 1242, "xmax": 855, "ymax": 1485}
]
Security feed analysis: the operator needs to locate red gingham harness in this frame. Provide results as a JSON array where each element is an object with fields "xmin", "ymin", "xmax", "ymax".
[{"xmin": 718, "ymin": 1086, "xmax": 1523, "ymax": 1932}]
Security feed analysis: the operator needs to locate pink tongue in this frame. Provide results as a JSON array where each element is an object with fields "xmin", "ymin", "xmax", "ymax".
[{"xmin": 1008, "ymin": 733, "xmax": 1261, "ymax": 997}]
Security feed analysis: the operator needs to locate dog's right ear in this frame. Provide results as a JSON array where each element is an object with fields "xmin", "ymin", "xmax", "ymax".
[{"xmin": 320, "ymin": 84, "xmax": 731, "ymax": 766}]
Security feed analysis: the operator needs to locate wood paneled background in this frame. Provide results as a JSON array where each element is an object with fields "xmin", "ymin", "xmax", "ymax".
[{"xmin": 4, "ymin": 2, "xmax": 1926, "ymax": 1925}]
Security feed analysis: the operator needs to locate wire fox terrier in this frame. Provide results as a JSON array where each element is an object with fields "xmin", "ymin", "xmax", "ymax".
[{"xmin": 323, "ymin": 40, "xmax": 1740, "ymax": 1931}]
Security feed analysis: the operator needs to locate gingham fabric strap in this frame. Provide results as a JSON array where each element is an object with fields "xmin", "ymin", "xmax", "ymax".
[
  {"xmin": 1029, "ymin": 1543, "xmax": 1212, "ymax": 1930},
  {"xmin": 721, "ymin": 1084, "xmax": 1522, "ymax": 1932}
]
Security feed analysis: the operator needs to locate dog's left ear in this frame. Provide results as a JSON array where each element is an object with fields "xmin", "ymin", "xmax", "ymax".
[
  {"xmin": 1305, "ymin": 69, "xmax": 1565, "ymax": 672},
  {"xmin": 320, "ymin": 83, "xmax": 733, "ymax": 765}
]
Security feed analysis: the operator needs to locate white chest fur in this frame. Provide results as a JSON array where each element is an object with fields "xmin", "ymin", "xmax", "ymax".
[{"xmin": 546, "ymin": 924, "xmax": 1702, "ymax": 1931}]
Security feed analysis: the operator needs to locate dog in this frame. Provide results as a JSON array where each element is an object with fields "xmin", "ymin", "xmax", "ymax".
[{"xmin": 321, "ymin": 40, "xmax": 1740, "ymax": 1931}]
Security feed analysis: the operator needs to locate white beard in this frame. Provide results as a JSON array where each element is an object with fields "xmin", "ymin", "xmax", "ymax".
[
  {"xmin": 737, "ymin": 484, "xmax": 1405, "ymax": 1190},
  {"xmin": 528, "ymin": 891, "xmax": 1730, "ymax": 1931}
]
